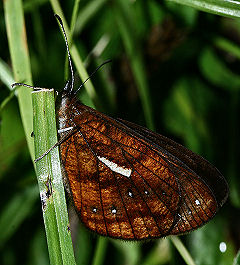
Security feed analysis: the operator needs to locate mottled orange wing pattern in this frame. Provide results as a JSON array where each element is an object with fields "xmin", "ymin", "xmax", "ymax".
[{"xmin": 58, "ymin": 98, "xmax": 228, "ymax": 240}]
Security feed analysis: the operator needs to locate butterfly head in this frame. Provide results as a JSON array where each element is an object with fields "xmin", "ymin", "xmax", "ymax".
[{"xmin": 61, "ymin": 80, "xmax": 75, "ymax": 98}]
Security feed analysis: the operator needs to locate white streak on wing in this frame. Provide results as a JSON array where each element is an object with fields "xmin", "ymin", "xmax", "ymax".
[
  {"xmin": 195, "ymin": 199, "xmax": 200, "ymax": 205},
  {"xmin": 97, "ymin": 156, "xmax": 131, "ymax": 177},
  {"xmin": 58, "ymin": 127, "xmax": 74, "ymax": 133}
]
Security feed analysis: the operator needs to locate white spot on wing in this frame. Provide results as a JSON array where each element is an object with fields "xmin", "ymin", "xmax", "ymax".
[
  {"xmin": 111, "ymin": 208, "xmax": 117, "ymax": 214},
  {"xmin": 97, "ymin": 156, "xmax": 132, "ymax": 177},
  {"xmin": 58, "ymin": 127, "xmax": 74, "ymax": 133},
  {"xmin": 195, "ymin": 199, "xmax": 200, "ymax": 205}
]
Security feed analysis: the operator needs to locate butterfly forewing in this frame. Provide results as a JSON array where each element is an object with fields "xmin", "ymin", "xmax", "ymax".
[{"xmin": 58, "ymin": 96, "xmax": 227, "ymax": 240}]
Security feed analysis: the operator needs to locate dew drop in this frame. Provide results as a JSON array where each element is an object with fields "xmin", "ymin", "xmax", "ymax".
[
  {"xmin": 219, "ymin": 242, "xmax": 227, "ymax": 253},
  {"xmin": 92, "ymin": 207, "xmax": 97, "ymax": 213}
]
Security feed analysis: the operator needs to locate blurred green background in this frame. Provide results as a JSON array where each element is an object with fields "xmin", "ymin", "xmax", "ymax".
[{"xmin": 1, "ymin": 0, "xmax": 240, "ymax": 264}]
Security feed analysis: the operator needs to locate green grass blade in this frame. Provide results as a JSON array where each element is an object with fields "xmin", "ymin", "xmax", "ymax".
[
  {"xmin": 3, "ymin": 0, "xmax": 34, "ymax": 161},
  {"xmin": 75, "ymin": 0, "xmax": 107, "ymax": 34},
  {"xmin": 141, "ymin": 239, "xmax": 170, "ymax": 265},
  {"xmin": 214, "ymin": 37, "xmax": 240, "ymax": 60},
  {"xmin": 113, "ymin": 0, "xmax": 155, "ymax": 130},
  {"xmin": 0, "ymin": 58, "xmax": 17, "ymax": 111},
  {"xmin": 92, "ymin": 237, "xmax": 108, "ymax": 265},
  {"xmin": 0, "ymin": 185, "xmax": 38, "ymax": 248},
  {"xmin": 0, "ymin": 58, "xmax": 15, "ymax": 89},
  {"xmin": 233, "ymin": 248, "xmax": 240, "ymax": 265},
  {"xmin": 33, "ymin": 89, "xmax": 62, "ymax": 265},
  {"xmin": 167, "ymin": 0, "xmax": 240, "ymax": 18},
  {"xmin": 170, "ymin": 236, "xmax": 196, "ymax": 265},
  {"xmin": 33, "ymin": 89, "xmax": 76, "ymax": 265},
  {"xmin": 112, "ymin": 240, "xmax": 141, "ymax": 265}
]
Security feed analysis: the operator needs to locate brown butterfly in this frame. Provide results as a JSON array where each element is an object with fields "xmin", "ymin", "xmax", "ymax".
[{"xmin": 14, "ymin": 15, "xmax": 228, "ymax": 240}]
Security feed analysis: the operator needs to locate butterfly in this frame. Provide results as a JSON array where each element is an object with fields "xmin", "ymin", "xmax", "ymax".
[{"xmin": 13, "ymin": 15, "xmax": 228, "ymax": 240}]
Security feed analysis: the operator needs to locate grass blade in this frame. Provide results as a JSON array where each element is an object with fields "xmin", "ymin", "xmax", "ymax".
[
  {"xmin": 171, "ymin": 236, "xmax": 196, "ymax": 265},
  {"xmin": 113, "ymin": 0, "xmax": 155, "ymax": 130},
  {"xmin": 167, "ymin": 0, "xmax": 240, "ymax": 18},
  {"xmin": 3, "ymin": 0, "xmax": 34, "ymax": 160},
  {"xmin": 33, "ymin": 89, "xmax": 76, "ymax": 265}
]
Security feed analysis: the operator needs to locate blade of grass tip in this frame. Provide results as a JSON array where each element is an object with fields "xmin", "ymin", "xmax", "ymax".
[
  {"xmin": 92, "ymin": 237, "xmax": 108, "ymax": 265},
  {"xmin": 32, "ymin": 89, "xmax": 76, "ymax": 265},
  {"xmin": 170, "ymin": 236, "xmax": 196, "ymax": 265},
  {"xmin": 49, "ymin": 0, "xmax": 98, "ymax": 107},
  {"xmin": 4, "ymin": 0, "xmax": 34, "ymax": 161},
  {"xmin": 113, "ymin": 0, "xmax": 155, "ymax": 131}
]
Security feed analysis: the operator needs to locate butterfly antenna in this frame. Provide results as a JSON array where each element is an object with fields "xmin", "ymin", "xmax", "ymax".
[
  {"xmin": 55, "ymin": 14, "xmax": 74, "ymax": 92},
  {"xmin": 74, "ymin": 59, "xmax": 112, "ymax": 95}
]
